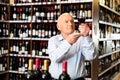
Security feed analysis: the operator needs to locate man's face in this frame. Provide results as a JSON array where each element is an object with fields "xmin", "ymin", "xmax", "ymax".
[{"xmin": 57, "ymin": 14, "xmax": 75, "ymax": 35}]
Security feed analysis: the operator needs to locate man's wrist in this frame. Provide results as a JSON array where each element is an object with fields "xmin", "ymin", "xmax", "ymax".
[{"xmin": 88, "ymin": 30, "xmax": 92, "ymax": 36}]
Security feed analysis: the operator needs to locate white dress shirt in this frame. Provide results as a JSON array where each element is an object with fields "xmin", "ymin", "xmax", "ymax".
[{"xmin": 48, "ymin": 34, "xmax": 96, "ymax": 79}]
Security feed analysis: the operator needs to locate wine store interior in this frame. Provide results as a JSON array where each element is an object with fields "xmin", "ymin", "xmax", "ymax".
[{"xmin": 0, "ymin": 0, "xmax": 120, "ymax": 80}]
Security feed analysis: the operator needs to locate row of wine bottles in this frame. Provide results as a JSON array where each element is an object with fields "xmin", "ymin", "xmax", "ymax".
[
  {"xmin": 32, "ymin": 5, "xmax": 60, "ymax": 21},
  {"xmin": 31, "ymin": 24, "xmax": 58, "ymax": 38},
  {"xmin": 0, "ymin": 57, "xmax": 7, "ymax": 71},
  {"xmin": 10, "ymin": 40, "xmax": 30, "ymax": 55},
  {"xmin": 99, "ymin": 0, "xmax": 119, "ymax": 12},
  {"xmin": 99, "ymin": 52, "xmax": 120, "ymax": 73},
  {"xmin": 0, "ymin": 23, "xmax": 58, "ymax": 38},
  {"xmin": 61, "ymin": 3, "xmax": 92, "ymax": 19},
  {"xmin": 99, "ymin": 40, "xmax": 120, "ymax": 56},
  {"xmin": 9, "ymin": 58, "xmax": 71, "ymax": 80},
  {"xmin": 0, "ymin": 40, "xmax": 49, "ymax": 56},
  {"xmin": 1, "ymin": 3, "xmax": 92, "ymax": 21},
  {"xmin": 99, "ymin": 63, "xmax": 120, "ymax": 80},
  {"xmin": 0, "ymin": 40, "xmax": 8, "ymax": 55},
  {"xmin": 0, "ymin": 6, "xmax": 8, "ymax": 21},
  {"xmin": 99, "ymin": 24, "xmax": 120, "ymax": 39},
  {"xmin": 0, "ymin": 56, "xmax": 92, "ymax": 79},
  {"xmin": 9, "ymin": 58, "xmax": 51, "ymax": 80},
  {"xmin": 0, "ymin": 23, "xmax": 8, "ymax": 37},
  {"xmin": 11, "ymin": 7, "xmax": 31, "ymax": 21},
  {"xmin": 10, "ymin": 0, "xmax": 91, "ymax": 4},
  {"xmin": 0, "ymin": 56, "xmax": 91, "ymax": 78},
  {"xmin": 9, "ymin": 73, "xmax": 27, "ymax": 80},
  {"xmin": 10, "ymin": 0, "xmax": 58, "ymax": 4},
  {"xmin": 99, "ymin": 7, "xmax": 120, "ymax": 24},
  {"xmin": 10, "ymin": 40, "xmax": 48, "ymax": 56}
]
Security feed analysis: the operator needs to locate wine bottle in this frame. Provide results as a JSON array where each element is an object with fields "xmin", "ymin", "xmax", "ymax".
[
  {"xmin": 25, "ymin": 41, "xmax": 29, "ymax": 55},
  {"xmin": 59, "ymin": 60, "xmax": 71, "ymax": 80},
  {"xmin": 77, "ymin": 10, "xmax": 86, "ymax": 24},
  {"xmin": 4, "ymin": 41, "xmax": 8, "ymax": 54},
  {"xmin": 26, "ymin": 58, "xmax": 34, "ymax": 80},
  {"xmin": 3, "ymin": 24, "xmax": 8, "ymax": 37},
  {"xmin": 85, "ymin": 61, "xmax": 91, "ymax": 78},
  {"xmin": 39, "ymin": 42, "xmax": 42, "ymax": 56},
  {"xmin": 9, "ymin": 57, "xmax": 17, "ymax": 70},
  {"xmin": 32, "ymin": 25, "xmax": 36, "ymax": 38},
  {"xmin": 1, "ymin": 7, "xmax": 7, "ymax": 20},
  {"xmin": 18, "ymin": 58, "xmax": 22, "ymax": 72},
  {"xmin": 33, "ymin": 58, "xmax": 42, "ymax": 80},
  {"xmin": 3, "ymin": 57, "xmax": 7, "ymax": 71},
  {"xmin": 32, "ymin": 42, "xmax": 36, "ymax": 56},
  {"xmin": 13, "ymin": 7, "xmax": 17, "ymax": 20},
  {"xmin": 42, "ymin": 42, "xmax": 46, "ymax": 56},
  {"xmin": 42, "ymin": 59, "xmax": 52, "ymax": 80},
  {"xmin": 9, "ymin": 58, "xmax": 13, "ymax": 70}
]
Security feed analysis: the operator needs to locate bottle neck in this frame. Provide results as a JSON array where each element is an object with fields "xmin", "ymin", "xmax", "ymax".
[
  {"xmin": 28, "ymin": 59, "xmax": 33, "ymax": 71},
  {"xmin": 62, "ymin": 60, "xmax": 67, "ymax": 72},
  {"xmin": 35, "ymin": 58, "xmax": 40, "ymax": 69},
  {"xmin": 43, "ymin": 60, "xmax": 49, "ymax": 71}
]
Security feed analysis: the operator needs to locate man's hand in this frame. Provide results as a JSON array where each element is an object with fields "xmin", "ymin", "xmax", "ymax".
[
  {"xmin": 66, "ymin": 33, "xmax": 81, "ymax": 44},
  {"xmin": 78, "ymin": 23, "xmax": 90, "ymax": 37}
]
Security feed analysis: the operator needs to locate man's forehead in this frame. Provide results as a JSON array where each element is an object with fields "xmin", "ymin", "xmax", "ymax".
[
  {"xmin": 62, "ymin": 15, "xmax": 73, "ymax": 21},
  {"xmin": 59, "ymin": 13, "xmax": 72, "ymax": 19},
  {"xmin": 57, "ymin": 13, "xmax": 73, "ymax": 24}
]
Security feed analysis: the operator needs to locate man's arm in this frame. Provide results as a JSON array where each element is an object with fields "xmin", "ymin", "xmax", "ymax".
[
  {"xmin": 48, "ymin": 37, "xmax": 71, "ymax": 63},
  {"xmin": 80, "ymin": 36, "xmax": 96, "ymax": 60}
]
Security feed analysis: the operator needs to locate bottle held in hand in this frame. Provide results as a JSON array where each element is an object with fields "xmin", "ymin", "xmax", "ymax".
[
  {"xmin": 77, "ymin": 10, "xmax": 86, "ymax": 24},
  {"xmin": 76, "ymin": 10, "xmax": 86, "ymax": 33}
]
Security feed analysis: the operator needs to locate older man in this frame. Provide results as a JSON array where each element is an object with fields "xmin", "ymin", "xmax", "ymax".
[{"xmin": 48, "ymin": 13, "xmax": 96, "ymax": 80}]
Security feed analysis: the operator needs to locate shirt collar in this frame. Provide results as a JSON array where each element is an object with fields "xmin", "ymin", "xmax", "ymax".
[{"xmin": 58, "ymin": 34, "xmax": 64, "ymax": 41}]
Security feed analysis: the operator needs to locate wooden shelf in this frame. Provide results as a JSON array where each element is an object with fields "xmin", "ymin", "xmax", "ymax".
[
  {"xmin": 9, "ymin": 54, "xmax": 49, "ymax": 59},
  {"xmin": 99, "ymin": 50, "xmax": 120, "ymax": 59},
  {"xmin": 99, "ymin": 20, "xmax": 120, "ymax": 28},
  {"xmin": 98, "ymin": 60, "xmax": 120, "ymax": 77},
  {"xmin": 99, "ymin": 3, "xmax": 120, "ymax": 16},
  {"xmin": 0, "ymin": 71, "xmax": 8, "ymax": 75}
]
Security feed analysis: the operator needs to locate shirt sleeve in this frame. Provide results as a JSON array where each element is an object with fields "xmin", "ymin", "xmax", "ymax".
[
  {"xmin": 48, "ymin": 37, "xmax": 71, "ymax": 63},
  {"xmin": 80, "ymin": 36, "xmax": 96, "ymax": 60}
]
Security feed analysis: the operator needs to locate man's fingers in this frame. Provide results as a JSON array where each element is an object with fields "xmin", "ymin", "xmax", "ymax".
[{"xmin": 72, "ymin": 33, "xmax": 81, "ymax": 37}]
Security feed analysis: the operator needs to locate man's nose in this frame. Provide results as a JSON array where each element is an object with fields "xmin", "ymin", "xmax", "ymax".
[{"xmin": 68, "ymin": 21, "xmax": 72, "ymax": 25}]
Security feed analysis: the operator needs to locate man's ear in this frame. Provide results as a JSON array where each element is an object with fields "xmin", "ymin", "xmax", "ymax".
[{"xmin": 57, "ymin": 25, "xmax": 61, "ymax": 30}]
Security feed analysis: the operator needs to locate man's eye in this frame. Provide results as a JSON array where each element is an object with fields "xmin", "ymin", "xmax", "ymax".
[
  {"xmin": 64, "ymin": 20, "xmax": 73, "ymax": 23},
  {"xmin": 71, "ymin": 20, "xmax": 74, "ymax": 23},
  {"xmin": 65, "ymin": 21, "xmax": 68, "ymax": 23}
]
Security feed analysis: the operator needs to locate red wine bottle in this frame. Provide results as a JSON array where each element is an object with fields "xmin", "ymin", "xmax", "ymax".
[
  {"xmin": 77, "ymin": 10, "xmax": 86, "ymax": 24},
  {"xmin": 78, "ymin": 18, "xmax": 85, "ymax": 24},
  {"xmin": 42, "ymin": 59, "xmax": 52, "ymax": 80},
  {"xmin": 76, "ymin": 10, "xmax": 86, "ymax": 32},
  {"xmin": 33, "ymin": 58, "xmax": 42, "ymax": 80},
  {"xmin": 59, "ymin": 60, "xmax": 71, "ymax": 80}
]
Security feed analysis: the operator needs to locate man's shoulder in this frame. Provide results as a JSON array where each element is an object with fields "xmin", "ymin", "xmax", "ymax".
[{"xmin": 49, "ymin": 35, "xmax": 59, "ymax": 40}]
